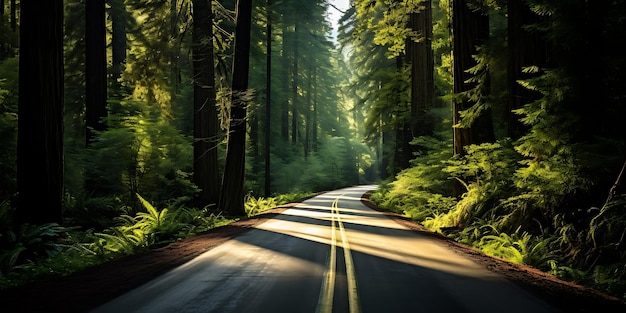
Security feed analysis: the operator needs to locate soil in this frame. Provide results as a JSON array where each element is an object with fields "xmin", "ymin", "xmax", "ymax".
[{"xmin": 1, "ymin": 197, "xmax": 625, "ymax": 313}]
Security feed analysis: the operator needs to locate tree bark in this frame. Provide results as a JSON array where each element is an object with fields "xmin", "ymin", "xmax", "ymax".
[
  {"xmin": 451, "ymin": 0, "xmax": 490, "ymax": 197},
  {"xmin": 85, "ymin": 0, "xmax": 108, "ymax": 145},
  {"xmin": 452, "ymin": 0, "xmax": 490, "ymax": 156},
  {"xmin": 280, "ymin": 19, "xmax": 290, "ymax": 142},
  {"xmin": 10, "ymin": 0, "xmax": 16, "ymax": 31},
  {"xmin": 264, "ymin": 0, "xmax": 272, "ymax": 197},
  {"xmin": 304, "ymin": 59, "xmax": 312, "ymax": 159},
  {"xmin": 506, "ymin": 0, "xmax": 547, "ymax": 139},
  {"xmin": 291, "ymin": 20, "xmax": 299, "ymax": 146},
  {"xmin": 409, "ymin": 1, "xmax": 434, "ymax": 139},
  {"xmin": 17, "ymin": 0, "xmax": 64, "ymax": 225},
  {"xmin": 312, "ymin": 67, "xmax": 318, "ymax": 153},
  {"xmin": 110, "ymin": 0, "xmax": 127, "ymax": 85},
  {"xmin": 218, "ymin": 0, "xmax": 253, "ymax": 215},
  {"xmin": 192, "ymin": 0, "xmax": 221, "ymax": 209}
]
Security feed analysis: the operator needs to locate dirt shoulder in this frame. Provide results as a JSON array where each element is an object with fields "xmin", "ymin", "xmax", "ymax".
[{"xmin": 1, "ymin": 198, "xmax": 625, "ymax": 313}]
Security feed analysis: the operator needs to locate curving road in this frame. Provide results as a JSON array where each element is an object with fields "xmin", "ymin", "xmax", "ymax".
[{"xmin": 90, "ymin": 185, "xmax": 560, "ymax": 313}]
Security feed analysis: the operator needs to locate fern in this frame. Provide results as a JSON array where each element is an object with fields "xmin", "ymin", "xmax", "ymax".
[
  {"xmin": 547, "ymin": 260, "xmax": 586, "ymax": 282},
  {"xmin": 479, "ymin": 233, "xmax": 526, "ymax": 264},
  {"xmin": 244, "ymin": 194, "xmax": 277, "ymax": 217},
  {"xmin": 0, "ymin": 223, "xmax": 69, "ymax": 276}
]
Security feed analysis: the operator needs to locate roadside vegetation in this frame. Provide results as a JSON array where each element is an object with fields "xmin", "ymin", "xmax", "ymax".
[
  {"xmin": 0, "ymin": 191, "xmax": 309, "ymax": 289},
  {"xmin": 370, "ymin": 139, "xmax": 626, "ymax": 300}
]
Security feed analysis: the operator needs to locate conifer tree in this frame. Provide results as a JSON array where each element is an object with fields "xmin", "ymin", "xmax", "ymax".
[
  {"xmin": 218, "ymin": 0, "xmax": 253, "ymax": 214},
  {"xmin": 451, "ymin": 0, "xmax": 492, "ymax": 159},
  {"xmin": 192, "ymin": 0, "xmax": 221, "ymax": 209},
  {"xmin": 85, "ymin": 0, "xmax": 107, "ymax": 145},
  {"xmin": 264, "ymin": 0, "xmax": 272, "ymax": 196},
  {"xmin": 17, "ymin": 0, "xmax": 65, "ymax": 224}
]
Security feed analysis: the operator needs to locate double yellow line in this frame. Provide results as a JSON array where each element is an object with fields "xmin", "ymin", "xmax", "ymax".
[{"xmin": 317, "ymin": 194, "xmax": 361, "ymax": 313}]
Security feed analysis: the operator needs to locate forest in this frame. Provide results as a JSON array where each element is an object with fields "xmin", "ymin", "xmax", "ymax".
[{"xmin": 1, "ymin": 0, "xmax": 625, "ymax": 303}]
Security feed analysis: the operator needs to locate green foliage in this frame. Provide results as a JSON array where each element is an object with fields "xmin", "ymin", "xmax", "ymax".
[
  {"xmin": 588, "ymin": 195, "xmax": 626, "ymax": 249},
  {"xmin": 0, "ymin": 230, "xmax": 101, "ymax": 288},
  {"xmin": 370, "ymin": 135, "xmax": 455, "ymax": 222},
  {"xmin": 513, "ymin": 69, "xmax": 574, "ymax": 159},
  {"xmin": 244, "ymin": 190, "xmax": 318, "ymax": 218},
  {"xmin": 271, "ymin": 137, "xmax": 370, "ymax": 194},
  {"xmin": 434, "ymin": 141, "xmax": 521, "ymax": 229},
  {"xmin": 85, "ymin": 99, "xmax": 198, "ymax": 211},
  {"xmin": 477, "ymin": 227, "xmax": 529, "ymax": 264},
  {"xmin": 94, "ymin": 194, "xmax": 190, "ymax": 256},
  {"xmin": 354, "ymin": 0, "xmax": 427, "ymax": 59},
  {"xmin": 273, "ymin": 191, "xmax": 315, "ymax": 205},
  {"xmin": 244, "ymin": 194, "xmax": 277, "ymax": 217},
  {"xmin": 589, "ymin": 263, "xmax": 626, "ymax": 300},
  {"xmin": 176, "ymin": 207, "xmax": 231, "ymax": 234},
  {"xmin": 0, "ymin": 223, "xmax": 71, "ymax": 276},
  {"xmin": 547, "ymin": 260, "xmax": 586, "ymax": 282}
]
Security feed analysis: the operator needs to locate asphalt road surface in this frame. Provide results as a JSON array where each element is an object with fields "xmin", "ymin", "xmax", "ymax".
[{"xmin": 90, "ymin": 185, "xmax": 560, "ymax": 313}]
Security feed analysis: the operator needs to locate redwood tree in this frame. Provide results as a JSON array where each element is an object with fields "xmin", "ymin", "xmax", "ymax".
[
  {"xmin": 16, "ymin": 0, "xmax": 65, "ymax": 224},
  {"xmin": 264, "ymin": 0, "xmax": 272, "ymax": 196},
  {"xmin": 85, "ymin": 0, "xmax": 107, "ymax": 145},
  {"xmin": 452, "ymin": 0, "xmax": 491, "ymax": 156},
  {"xmin": 506, "ymin": 0, "xmax": 548, "ymax": 139},
  {"xmin": 218, "ymin": 0, "xmax": 253, "ymax": 214},
  {"xmin": 408, "ymin": 1, "xmax": 434, "ymax": 141},
  {"xmin": 192, "ymin": 0, "xmax": 221, "ymax": 209},
  {"xmin": 110, "ymin": 0, "xmax": 127, "ymax": 86}
]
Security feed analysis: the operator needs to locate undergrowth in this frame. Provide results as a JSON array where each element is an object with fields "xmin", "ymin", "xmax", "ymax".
[
  {"xmin": 0, "ymin": 191, "xmax": 309, "ymax": 290},
  {"xmin": 370, "ymin": 138, "xmax": 626, "ymax": 301}
]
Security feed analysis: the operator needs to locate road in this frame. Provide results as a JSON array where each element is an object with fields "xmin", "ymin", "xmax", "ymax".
[{"xmin": 90, "ymin": 185, "xmax": 559, "ymax": 313}]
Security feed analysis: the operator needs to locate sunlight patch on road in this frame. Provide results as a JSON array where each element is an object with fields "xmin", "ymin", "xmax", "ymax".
[
  {"xmin": 305, "ymin": 195, "xmax": 367, "ymax": 202},
  {"xmin": 286, "ymin": 205, "xmax": 407, "ymax": 231},
  {"xmin": 260, "ymin": 204, "xmax": 499, "ymax": 280},
  {"xmin": 256, "ymin": 217, "xmax": 333, "ymax": 246}
]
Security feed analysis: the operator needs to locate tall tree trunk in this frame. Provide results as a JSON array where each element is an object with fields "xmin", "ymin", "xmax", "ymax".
[
  {"xmin": 408, "ymin": 1, "xmax": 434, "ymax": 141},
  {"xmin": 280, "ymin": 19, "xmax": 289, "ymax": 142},
  {"xmin": 312, "ymin": 67, "xmax": 318, "ymax": 153},
  {"xmin": 452, "ymin": 0, "xmax": 490, "ymax": 156},
  {"xmin": 110, "ymin": 0, "xmax": 127, "ymax": 86},
  {"xmin": 169, "ymin": 0, "xmax": 182, "ymax": 95},
  {"xmin": 264, "ymin": 0, "xmax": 272, "ymax": 197},
  {"xmin": 380, "ymin": 125, "xmax": 392, "ymax": 180},
  {"xmin": 17, "ymin": 0, "xmax": 64, "ymax": 225},
  {"xmin": 506, "ymin": 0, "xmax": 546, "ymax": 139},
  {"xmin": 393, "ymin": 54, "xmax": 411, "ymax": 174},
  {"xmin": 192, "ymin": 0, "xmax": 221, "ymax": 209},
  {"xmin": 10, "ymin": 0, "xmax": 15, "ymax": 31},
  {"xmin": 452, "ymin": 0, "xmax": 490, "ymax": 196},
  {"xmin": 250, "ymin": 101, "xmax": 260, "ymax": 191},
  {"xmin": 304, "ymin": 60, "xmax": 312, "ymax": 159},
  {"xmin": 85, "ymin": 0, "xmax": 107, "ymax": 145},
  {"xmin": 291, "ymin": 20, "xmax": 299, "ymax": 146},
  {"xmin": 218, "ymin": 0, "xmax": 253, "ymax": 215}
]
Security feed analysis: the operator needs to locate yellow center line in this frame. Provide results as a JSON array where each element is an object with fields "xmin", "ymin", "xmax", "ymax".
[
  {"xmin": 336, "ymin": 200, "xmax": 361, "ymax": 313},
  {"xmin": 316, "ymin": 194, "xmax": 361, "ymax": 313},
  {"xmin": 317, "ymin": 198, "xmax": 337, "ymax": 313}
]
